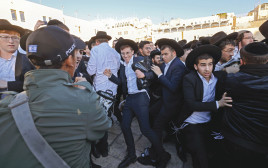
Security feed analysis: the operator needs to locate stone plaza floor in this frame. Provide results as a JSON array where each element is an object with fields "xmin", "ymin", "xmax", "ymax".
[{"xmin": 92, "ymin": 118, "xmax": 193, "ymax": 168}]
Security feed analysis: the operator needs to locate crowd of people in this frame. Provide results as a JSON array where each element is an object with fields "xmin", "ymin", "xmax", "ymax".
[{"xmin": 0, "ymin": 18, "xmax": 268, "ymax": 168}]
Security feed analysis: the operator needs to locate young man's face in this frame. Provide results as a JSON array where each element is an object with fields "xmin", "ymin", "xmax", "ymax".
[
  {"xmin": 152, "ymin": 55, "xmax": 161, "ymax": 65},
  {"xmin": 74, "ymin": 49, "xmax": 82, "ymax": 69},
  {"xmin": 84, "ymin": 45, "xmax": 90, "ymax": 56},
  {"xmin": 240, "ymin": 32, "xmax": 254, "ymax": 47},
  {"xmin": 112, "ymin": 40, "xmax": 118, "ymax": 48},
  {"xmin": 161, "ymin": 47, "xmax": 176, "ymax": 64},
  {"xmin": 194, "ymin": 58, "xmax": 213, "ymax": 81},
  {"xmin": 150, "ymin": 42, "xmax": 156, "ymax": 50},
  {"xmin": 121, "ymin": 47, "xmax": 134, "ymax": 64},
  {"xmin": 220, "ymin": 44, "xmax": 235, "ymax": 63},
  {"xmin": 0, "ymin": 30, "xmax": 20, "ymax": 55},
  {"xmin": 139, "ymin": 44, "xmax": 151, "ymax": 56}
]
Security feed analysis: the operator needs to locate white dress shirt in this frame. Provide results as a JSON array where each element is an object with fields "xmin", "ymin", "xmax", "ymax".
[
  {"xmin": 158, "ymin": 56, "xmax": 176, "ymax": 78},
  {"xmin": 87, "ymin": 43, "xmax": 120, "ymax": 95},
  {"xmin": 124, "ymin": 56, "xmax": 147, "ymax": 94},
  {"xmin": 185, "ymin": 72, "xmax": 218, "ymax": 124},
  {"xmin": 0, "ymin": 50, "xmax": 17, "ymax": 82}
]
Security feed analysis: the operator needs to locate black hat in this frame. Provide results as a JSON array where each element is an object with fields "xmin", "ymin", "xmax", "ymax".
[
  {"xmin": 72, "ymin": 35, "xmax": 86, "ymax": 49},
  {"xmin": 178, "ymin": 40, "xmax": 187, "ymax": 48},
  {"xmin": 91, "ymin": 31, "xmax": 112, "ymax": 41},
  {"xmin": 185, "ymin": 44, "xmax": 221, "ymax": 70},
  {"xmin": 240, "ymin": 42, "xmax": 268, "ymax": 58},
  {"xmin": 47, "ymin": 19, "xmax": 69, "ymax": 32},
  {"xmin": 87, "ymin": 37, "xmax": 95, "ymax": 50},
  {"xmin": 150, "ymin": 49, "xmax": 161, "ymax": 58},
  {"xmin": 259, "ymin": 20, "xmax": 268, "ymax": 43},
  {"xmin": 115, "ymin": 39, "xmax": 138, "ymax": 54},
  {"xmin": 26, "ymin": 26, "xmax": 76, "ymax": 66},
  {"xmin": 199, "ymin": 36, "xmax": 211, "ymax": 45},
  {"xmin": 0, "ymin": 19, "xmax": 25, "ymax": 36},
  {"xmin": 157, "ymin": 38, "xmax": 184, "ymax": 57},
  {"xmin": 183, "ymin": 41, "xmax": 194, "ymax": 49},
  {"xmin": 20, "ymin": 31, "xmax": 32, "ymax": 51},
  {"xmin": 210, "ymin": 31, "xmax": 238, "ymax": 46}
]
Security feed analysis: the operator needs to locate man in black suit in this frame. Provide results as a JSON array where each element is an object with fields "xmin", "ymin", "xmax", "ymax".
[
  {"xmin": 178, "ymin": 44, "xmax": 232, "ymax": 168},
  {"xmin": 0, "ymin": 19, "xmax": 34, "ymax": 99},
  {"xmin": 138, "ymin": 38, "xmax": 186, "ymax": 168},
  {"xmin": 104, "ymin": 39, "xmax": 166, "ymax": 168},
  {"xmin": 221, "ymin": 42, "xmax": 268, "ymax": 168}
]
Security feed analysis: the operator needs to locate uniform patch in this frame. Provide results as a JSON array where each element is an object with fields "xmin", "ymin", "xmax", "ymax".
[{"xmin": 28, "ymin": 45, "xmax": 37, "ymax": 53}]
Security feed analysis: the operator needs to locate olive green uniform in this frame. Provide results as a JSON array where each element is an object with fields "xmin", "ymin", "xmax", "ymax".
[{"xmin": 0, "ymin": 69, "xmax": 112, "ymax": 168}]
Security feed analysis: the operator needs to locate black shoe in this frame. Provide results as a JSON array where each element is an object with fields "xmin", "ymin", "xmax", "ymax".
[
  {"xmin": 156, "ymin": 152, "xmax": 171, "ymax": 168},
  {"xmin": 91, "ymin": 161, "xmax": 102, "ymax": 168},
  {"xmin": 118, "ymin": 155, "xmax": 137, "ymax": 168},
  {"xmin": 100, "ymin": 150, "xmax": 108, "ymax": 157},
  {"xmin": 92, "ymin": 147, "xmax": 101, "ymax": 158},
  {"xmin": 137, "ymin": 155, "xmax": 157, "ymax": 166}
]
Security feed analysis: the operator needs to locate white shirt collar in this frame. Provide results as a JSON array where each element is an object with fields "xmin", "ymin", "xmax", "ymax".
[
  {"xmin": 197, "ymin": 71, "xmax": 215, "ymax": 84},
  {"xmin": 165, "ymin": 56, "xmax": 176, "ymax": 66},
  {"xmin": 0, "ymin": 50, "xmax": 17, "ymax": 61},
  {"xmin": 123, "ymin": 55, "xmax": 134, "ymax": 66}
]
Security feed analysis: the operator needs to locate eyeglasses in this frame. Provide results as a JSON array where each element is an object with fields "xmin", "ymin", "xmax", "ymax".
[
  {"xmin": 243, "ymin": 36, "xmax": 254, "ymax": 40},
  {"xmin": 0, "ymin": 35, "xmax": 20, "ymax": 42},
  {"xmin": 145, "ymin": 47, "xmax": 152, "ymax": 50}
]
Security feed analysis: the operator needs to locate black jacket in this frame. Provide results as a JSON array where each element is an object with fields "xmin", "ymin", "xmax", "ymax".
[
  {"xmin": 109, "ymin": 56, "xmax": 152, "ymax": 99},
  {"xmin": 177, "ymin": 70, "xmax": 226, "ymax": 126},
  {"xmin": 73, "ymin": 57, "xmax": 93, "ymax": 84},
  {"xmin": 158, "ymin": 57, "xmax": 186, "ymax": 116},
  {"xmin": 7, "ymin": 51, "xmax": 35, "ymax": 92},
  {"xmin": 222, "ymin": 64, "xmax": 268, "ymax": 154}
]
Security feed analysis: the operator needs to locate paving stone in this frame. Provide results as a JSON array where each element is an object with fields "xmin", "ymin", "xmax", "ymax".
[{"xmin": 92, "ymin": 118, "xmax": 193, "ymax": 168}]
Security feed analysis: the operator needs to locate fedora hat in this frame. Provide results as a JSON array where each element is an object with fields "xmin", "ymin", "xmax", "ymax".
[
  {"xmin": 0, "ymin": 19, "xmax": 25, "ymax": 36},
  {"xmin": 115, "ymin": 38, "xmax": 138, "ymax": 54},
  {"xmin": 259, "ymin": 20, "xmax": 268, "ymax": 43},
  {"xmin": 178, "ymin": 39, "xmax": 187, "ymax": 48},
  {"xmin": 199, "ymin": 36, "xmax": 211, "ymax": 45},
  {"xmin": 157, "ymin": 38, "xmax": 184, "ymax": 57},
  {"xmin": 91, "ymin": 31, "xmax": 112, "ymax": 41},
  {"xmin": 87, "ymin": 37, "xmax": 95, "ymax": 50},
  {"xmin": 210, "ymin": 31, "xmax": 238, "ymax": 46},
  {"xmin": 185, "ymin": 44, "xmax": 221, "ymax": 70}
]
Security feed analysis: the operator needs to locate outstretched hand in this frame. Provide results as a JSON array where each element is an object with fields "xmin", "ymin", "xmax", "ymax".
[
  {"xmin": 218, "ymin": 92, "xmax": 232, "ymax": 108},
  {"xmin": 103, "ymin": 69, "xmax": 112, "ymax": 77},
  {"xmin": 151, "ymin": 65, "xmax": 162, "ymax": 76},
  {"xmin": 135, "ymin": 69, "xmax": 145, "ymax": 79}
]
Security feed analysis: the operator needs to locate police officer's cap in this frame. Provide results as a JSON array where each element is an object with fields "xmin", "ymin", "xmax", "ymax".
[{"xmin": 26, "ymin": 26, "xmax": 76, "ymax": 66}]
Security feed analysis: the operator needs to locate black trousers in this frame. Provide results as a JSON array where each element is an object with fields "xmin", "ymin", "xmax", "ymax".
[
  {"xmin": 181, "ymin": 123, "xmax": 210, "ymax": 168},
  {"xmin": 221, "ymin": 139, "xmax": 268, "ymax": 168},
  {"xmin": 121, "ymin": 92, "xmax": 164, "ymax": 157}
]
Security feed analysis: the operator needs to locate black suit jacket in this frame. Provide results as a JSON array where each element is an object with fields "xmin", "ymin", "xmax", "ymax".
[
  {"xmin": 177, "ymin": 70, "xmax": 226, "ymax": 126},
  {"xmin": 7, "ymin": 51, "xmax": 35, "ymax": 92},
  {"xmin": 158, "ymin": 57, "xmax": 186, "ymax": 115},
  {"xmin": 109, "ymin": 56, "xmax": 152, "ymax": 99}
]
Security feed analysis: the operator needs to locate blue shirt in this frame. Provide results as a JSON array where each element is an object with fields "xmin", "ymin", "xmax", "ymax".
[
  {"xmin": 124, "ymin": 56, "xmax": 147, "ymax": 94},
  {"xmin": 158, "ymin": 56, "xmax": 176, "ymax": 78},
  {"xmin": 0, "ymin": 50, "xmax": 17, "ymax": 82}
]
